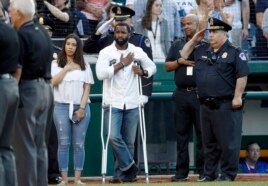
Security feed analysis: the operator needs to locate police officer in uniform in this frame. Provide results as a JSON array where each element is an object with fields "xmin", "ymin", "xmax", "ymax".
[
  {"xmin": 181, "ymin": 17, "xmax": 249, "ymax": 181},
  {"xmin": 9, "ymin": 0, "xmax": 54, "ymax": 186},
  {"xmin": 39, "ymin": 16, "xmax": 61, "ymax": 185},
  {"xmin": 165, "ymin": 14, "xmax": 204, "ymax": 182},
  {"xmin": 83, "ymin": 5, "xmax": 154, "ymax": 100},
  {"xmin": 0, "ymin": 16, "xmax": 20, "ymax": 186}
]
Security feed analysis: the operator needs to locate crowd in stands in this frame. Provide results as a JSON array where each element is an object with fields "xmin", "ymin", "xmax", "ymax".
[
  {"xmin": 31, "ymin": 0, "xmax": 267, "ymax": 59},
  {"xmin": 0, "ymin": 0, "xmax": 263, "ymax": 58}
]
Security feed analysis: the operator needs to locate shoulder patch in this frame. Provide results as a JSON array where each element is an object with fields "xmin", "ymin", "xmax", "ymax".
[
  {"xmin": 144, "ymin": 38, "xmax": 151, "ymax": 48},
  {"xmin": 239, "ymin": 52, "xmax": 247, "ymax": 61}
]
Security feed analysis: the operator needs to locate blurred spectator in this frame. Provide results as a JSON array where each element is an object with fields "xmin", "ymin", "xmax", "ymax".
[
  {"xmin": 41, "ymin": 0, "xmax": 75, "ymax": 38},
  {"xmin": 112, "ymin": 0, "xmax": 134, "ymax": 7},
  {"xmin": 76, "ymin": 0, "xmax": 110, "ymax": 35},
  {"xmin": 135, "ymin": 0, "xmax": 171, "ymax": 60},
  {"xmin": 224, "ymin": 0, "xmax": 249, "ymax": 47},
  {"xmin": 262, "ymin": 8, "xmax": 268, "ymax": 40},
  {"xmin": 133, "ymin": 0, "xmax": 183, "ymax": 41},
  {"xmin": 174, "ymin": 0, "xmax": 197, "ymax": 15},
  {"xmin": 255, "ymin": 0, "xmax": 268, "ymax": 58},
  {"xmin": 190, "ymin": 0, "xmax": 233, "ymax": 40},
  {"xmin": 0, "ymin": 0, "xmax": 9, "ymax": 23},
  {"xmin": 240, "ymin": 142, "xmax": 268, "ymax": 173},
  {"xmin": 191, "ymin": 0, "xmax": 233, "ymax": 28},
  {"xmin": 74, "ymin": 1, "xmax": 91, "ymax": 37},
  {"xmin": 241, "ymin": 0, "xmax": 257, "ymax": 58}
]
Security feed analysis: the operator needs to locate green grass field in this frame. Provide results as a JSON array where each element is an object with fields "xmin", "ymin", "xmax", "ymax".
[{"xmin": 49, "ymin": 181, "xmax": 268, "ymax": 186}]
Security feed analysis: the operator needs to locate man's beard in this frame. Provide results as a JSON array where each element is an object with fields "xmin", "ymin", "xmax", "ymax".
[{"xmin": 115, "ymin": 37, "xmax": 128, "ymax": 46}]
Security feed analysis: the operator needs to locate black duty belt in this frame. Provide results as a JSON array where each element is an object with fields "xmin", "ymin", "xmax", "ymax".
[
  {"xmin": 177, "ymin": 86, "xmax": 197, "ymax": 92},
  {"xmin": 199, "ymin": 95, "xmax": 233, "ymax": 110},
  {"xmin": 199, "ymin": 95, "xmax": 233, "ymax": 104},
  {"xmin": 0, "ymin": 73, "xmax": 13, "ymax": 79}
]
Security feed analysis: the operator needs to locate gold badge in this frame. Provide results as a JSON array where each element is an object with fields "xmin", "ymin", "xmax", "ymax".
[
  {"xmin": 117, "ymin": 7, "xmax": 122, "ymax": 15},
  {"xmin": 210, "ymin": 18, "xmax": 214, "ymax": 26},
  {"xmin": 39, "ymin": 17, "xmax": 44, "ymax": 25},
  {"xmin": 222, "ymin": 52, "xmax": 228, "ymax": 58}
]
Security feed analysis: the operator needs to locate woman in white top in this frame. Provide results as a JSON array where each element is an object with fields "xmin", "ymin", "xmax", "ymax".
[{"xmin": 51, "ymin": 34, "xmax": 94, "ymax": 186}]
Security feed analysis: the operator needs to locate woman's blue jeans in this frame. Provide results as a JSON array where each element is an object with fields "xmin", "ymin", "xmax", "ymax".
[
  {"xmin": 53, "ymin": 103, "xmax": 90, "ymax": 171},
  {"xmin": 104, "ymin": 107, "xmax": 139, "ymax": 177}
]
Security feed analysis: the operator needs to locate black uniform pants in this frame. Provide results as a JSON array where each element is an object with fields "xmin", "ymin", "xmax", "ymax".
[
  {"xmin": 200, "ymin": 100, "xmax": 242, "ymax": 180},
  {"xmin": 173, "ymin": 89, "xmax": 204, "ymax": 177},
  {"xmin": 46, "ymin": 119, "xmax": 60, "ymax": 180}
]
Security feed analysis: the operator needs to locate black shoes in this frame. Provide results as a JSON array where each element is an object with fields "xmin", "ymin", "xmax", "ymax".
[
  {"xmin": 109, "ymin": 178, "xmax": 122, "ymax": 183},
  {"xmin": 48, "ymin": 176, "xmax": 62, "ymax": 184},
  {"xmin": 216, "ymin": 175, "xmax": 233, "ymax": 181},
  {"xmin": 197, "ymin": 176, "xmax": 215, "ymax": 182},
  {"xmin": 171, "ymin": 175, "xmax": 188, "ymax": 182},
  {"xmin": 122, "ymin": 163, "xmax": 138, "ymax": 183},
  {"xmin": 109, "ymin": 164, "xmax": 138, "ymax": 184}
]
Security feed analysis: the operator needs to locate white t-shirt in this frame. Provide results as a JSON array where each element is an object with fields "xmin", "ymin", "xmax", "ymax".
[{"xmin": 51, "ymin": 62, "xmax": 94, "ymax": 104}]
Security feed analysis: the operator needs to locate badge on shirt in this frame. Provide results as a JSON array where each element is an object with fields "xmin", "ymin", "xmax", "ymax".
[
  {"xmin": 239, "ymin": 52, "xmax": 247, "ymax": 61},
  {"xmin": 222, "ymin": 52, "xmax": 228, "ymax": 59},
  {"xmin": 186, "ymin": 66, "xmax": 193, "ymax": 76}
]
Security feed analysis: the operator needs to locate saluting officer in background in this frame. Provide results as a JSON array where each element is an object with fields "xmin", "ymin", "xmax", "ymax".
[
  {"xmin": 0, "ymin": 12, "xmax": 20, "ymax": 186},
  {"xmin": 83, "ymin": 5, "xmax": 154, "ymax": 102},
  {"xmin": 181, "ymin": 17, "xmax": 249, "ymax": 181}
]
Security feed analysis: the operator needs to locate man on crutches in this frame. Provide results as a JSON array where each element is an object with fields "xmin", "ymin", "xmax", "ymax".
[{"xmin": 96, "ymin": 23, "xmax": 156, "ymax": 183}]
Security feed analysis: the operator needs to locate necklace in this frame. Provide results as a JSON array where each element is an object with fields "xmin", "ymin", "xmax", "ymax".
[{"xmin": 151, "ymin": 17, "xmax": 159, "ymax": 40}]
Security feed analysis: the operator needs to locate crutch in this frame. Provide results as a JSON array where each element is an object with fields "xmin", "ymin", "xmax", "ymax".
[
  {"xmin": 134, "ymin": 60, "xmax": 149, "ymax": 183},
  {"xmin": 100, "ymin": 59, "xmax": 116, "ymax": 184}
]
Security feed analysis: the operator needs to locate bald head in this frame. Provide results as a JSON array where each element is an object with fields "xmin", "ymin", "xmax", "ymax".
[
  {"xmin": 183, "ymin": 14, "xmax": 199, "ymax": 39},
  {"xmin": 184, "ymin": 14, "xmax": 199, "ymax": 25}
]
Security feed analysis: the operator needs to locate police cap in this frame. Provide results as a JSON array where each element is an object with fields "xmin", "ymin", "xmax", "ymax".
[
  {"xmin": 112, "ymin": 6, "xmax": 135, "ymax": 21},
  {"xmin": 207, "ymin": 17, "xmax": 232, "ymax": 32},
  {"xmin": 39, "ymin": 16, "xmax": 55, "ymax": 31}
]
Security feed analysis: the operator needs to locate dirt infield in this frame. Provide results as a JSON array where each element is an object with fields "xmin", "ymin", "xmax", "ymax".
[{"xmin": 63, "ymin": 174, "xmax": 268, "ymax": 185}]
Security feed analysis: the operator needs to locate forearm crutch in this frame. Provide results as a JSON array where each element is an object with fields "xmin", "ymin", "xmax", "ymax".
[
  {"xmin": 135, "ymin": 60, "xmax": 149, "ymax": 183},
  {"xmin": 101, "ymin": 59, "xmax": 116, "ymax": 184}
]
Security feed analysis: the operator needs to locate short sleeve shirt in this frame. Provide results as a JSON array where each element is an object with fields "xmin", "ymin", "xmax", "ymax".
[
  {"xmin": 165, "ymin": 37, "xmax": 196, "ymax": 87},
  {"xmin": 194, "ymin": 40, "xmax": 249, "ymax": 98}
]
